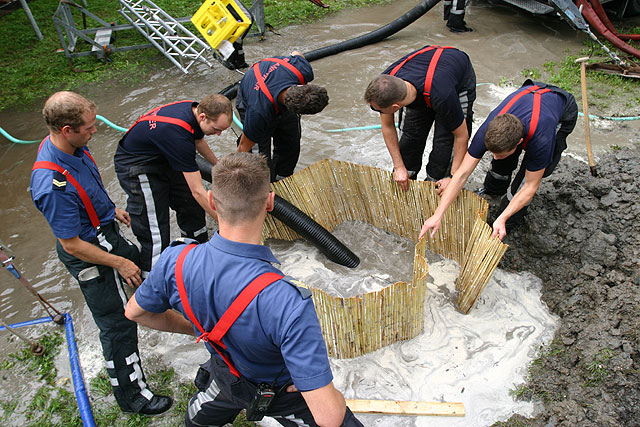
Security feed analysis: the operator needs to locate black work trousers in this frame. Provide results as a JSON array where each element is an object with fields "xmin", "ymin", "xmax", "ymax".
[
  {"xmin": 56, "ymin": 221, "xmax": 154, "ymax": 412},
  {"xmin": 444, "ymin": 0, "xmax": 467, "ymax": 18},
  {"xmin": 116, "ymin": 168, "xmax": 207, "ymax": 273},
  {"xmin": 186, "ymin": 356, "xmax": 364, "ymax": 427},
  {"xmin": 236, "ymin": 105, "xmax": 302, "ymax": 182},
  {"xmin": 398, "ymin": 68, "xmax": 476, "ymax": 180}
]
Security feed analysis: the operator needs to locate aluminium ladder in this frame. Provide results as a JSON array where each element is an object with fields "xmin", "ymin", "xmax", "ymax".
[{"xmin": 118, "ymin": 0, "xmax": 214, "ymax": 74}]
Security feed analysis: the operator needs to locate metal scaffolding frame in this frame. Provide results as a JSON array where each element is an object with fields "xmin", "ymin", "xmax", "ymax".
[
  {"xmin": 118, "ymin": 0, "xmax": 214, "ymax": 74},
  {"xmin": 52, "ymin": 0, "xmax": 152, "ymax": 61}
]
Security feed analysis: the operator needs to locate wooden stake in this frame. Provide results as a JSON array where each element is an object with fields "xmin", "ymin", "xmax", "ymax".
[
  {"xmin": 576, "ymin": 57, "xmax": 598, "ymax": 177},
  {"xmin": 345, "ymin": 399, "xmax": 465, "ymax": 417}
]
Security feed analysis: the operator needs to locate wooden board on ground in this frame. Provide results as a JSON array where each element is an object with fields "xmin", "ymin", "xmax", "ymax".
[{"xmin": 345, "ymin": 399, "xmax": 465, "ymax": 417}]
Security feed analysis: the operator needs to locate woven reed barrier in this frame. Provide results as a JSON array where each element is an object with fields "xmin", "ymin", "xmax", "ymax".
[{"xmin": 263, "ymin": 159, "xmax": 508, "ymax": 358}]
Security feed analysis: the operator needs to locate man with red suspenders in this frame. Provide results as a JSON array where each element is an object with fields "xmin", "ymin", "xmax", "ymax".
[
  {"xmin": 125, "ymin": 153, "xmax": 363, "ymax": 427},
  {"xmin": 236, "ymin": 51, "xmax": 329, "ymax": 182},
  {"xmin": 420, "ymin": 80, "xmax": 578, "ymax": 241},
  {"xmin": 364, "ymin": 45, "xmax": 476, "ymax": 191},
  {"xmin": 30, "ymin": 91, "xmax": 172, "ymax": 415},
  {"xmin": 114, "ymin": 94, "xmax": 232, "ymax": 276}
]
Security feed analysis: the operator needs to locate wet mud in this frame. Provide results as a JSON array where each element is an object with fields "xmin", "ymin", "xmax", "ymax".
[{"xmin": 492, "ymin": 146, "xmax": 640, "ymax": 426}]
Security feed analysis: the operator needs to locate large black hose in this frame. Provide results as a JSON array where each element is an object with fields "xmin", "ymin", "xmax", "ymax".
[
  {"xmin": 196, "ymin": 155, "xmax": 360, "ymax": 268},
  {"xmin": 219, "ymin": 0, "xmax": 440, "ymax": 100},
  {"xmin": 304, "ymin": 0, "xmax": 440, "ymax": 62}
]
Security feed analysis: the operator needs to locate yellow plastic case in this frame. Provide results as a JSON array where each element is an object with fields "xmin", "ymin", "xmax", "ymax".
[{"xmin": 191, "ymin": 0, "xmax": 251, "ymax": 50}]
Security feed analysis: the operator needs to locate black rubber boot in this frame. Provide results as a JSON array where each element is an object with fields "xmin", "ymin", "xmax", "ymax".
[
  {"xmin": 447, "ymin": 15, "xmax": 473, "ymax": 33},
  {"xmin": 122, "ymin": 395, "xmax": 173, "ymax": 415},
  {"xmin": 219, "ymin": 42, "xmax": 249, "ymax": 70}
]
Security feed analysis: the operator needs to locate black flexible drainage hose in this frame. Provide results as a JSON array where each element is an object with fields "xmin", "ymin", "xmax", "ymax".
[
  {"xmin": 196, "ymin": 155, "xmax": 360, "ymax": 268},
  {"xmin": 303, "ymin": 0, "xmax": 441, "ymax": 62},
  {"xmin": 219, "ymin": 0, "xmax": 441, "ymax": 99}
]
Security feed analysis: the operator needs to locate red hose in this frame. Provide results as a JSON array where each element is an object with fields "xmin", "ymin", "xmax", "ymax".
[
  {"xmin": 586, "ymin": 0, "xmax": 640, "ymax": 41},
  {"xmin": 575, "ymin": 0, "xmax": 640, "ymax": 59}
]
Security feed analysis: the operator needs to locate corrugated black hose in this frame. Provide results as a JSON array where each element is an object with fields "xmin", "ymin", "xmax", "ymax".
[{"xmin": 196, "ymin": 155, "xmax": 360, "ymax": 268}]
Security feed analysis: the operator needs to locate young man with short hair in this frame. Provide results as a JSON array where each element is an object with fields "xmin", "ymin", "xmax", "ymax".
[
  {"xmin": 236, "ymin": 51, "xmax": 329, "ymax": 181},
  {"xmin": 31, "ymin": 91, "xmax": 172, "ymax": 415},
  {"xmin": 125, "ymin": 152, "xmax": 362, "ymax": 427},
  {"xmin": 114, "ymin": 94, "xmax": 233, "ymax": 275},
  {"xmin": 420, "ymin": 80, "xmax": 578, "ymax": 240}
]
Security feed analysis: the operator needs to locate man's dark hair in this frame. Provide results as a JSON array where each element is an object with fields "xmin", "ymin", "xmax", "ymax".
[
  {"xmin": 43, "ymin": 91, "xmax": 96, "ymax": 133},
  {"xmin": 363, "ymin": 75, "xmax": 407, "ymax": 108},
  {"xmin": 485, "ymin": 114, "xmax": 525, "ymax": 154},
  {"xmin": 283, "ymin": 85, "xmax": 329, "ymax": 114}
]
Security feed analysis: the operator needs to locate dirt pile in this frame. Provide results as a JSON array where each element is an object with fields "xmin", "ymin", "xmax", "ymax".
[{"xmin": 495, "ymin": 145, "xmax": 640, "ymax": 426}]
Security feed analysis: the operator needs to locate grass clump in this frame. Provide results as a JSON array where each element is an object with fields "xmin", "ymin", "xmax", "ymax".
[
  {"xmin": 509, "ymin": 338, "xmax": 566, "ymax": 403},
  {"xmin": 584, "ymin": 348, "xmax": 613, "ymax": 387}
]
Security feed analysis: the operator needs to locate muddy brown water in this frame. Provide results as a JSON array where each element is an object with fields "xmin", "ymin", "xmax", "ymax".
[{"xmin": 0, "ymin": 0, "xmax": 639, "ymax": 418}]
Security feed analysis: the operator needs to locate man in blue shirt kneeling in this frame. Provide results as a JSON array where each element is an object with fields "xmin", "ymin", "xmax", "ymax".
[{"xmin": 125, "ymin": 152, "xmax": 363, "ymax": 427}]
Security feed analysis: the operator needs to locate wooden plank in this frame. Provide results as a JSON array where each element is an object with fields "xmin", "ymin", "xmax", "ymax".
[{"xmin": 345, "ymin": 399, "xmax": 465, "ymax": 417}]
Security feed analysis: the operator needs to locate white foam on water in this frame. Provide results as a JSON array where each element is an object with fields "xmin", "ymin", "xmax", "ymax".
[{"xmin": 260, "ymin": 222, "xmax": 558, "ymax": 427}]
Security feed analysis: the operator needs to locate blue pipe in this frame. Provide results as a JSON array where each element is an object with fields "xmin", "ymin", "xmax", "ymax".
[
  {"xmin": 0, "ymin": 314, "xmax": 96, "ymax": 426},
  {"xmin": 0, "ymin": 316, "xmax": 53, "ymax": 330},
  {"xmin": 64, "ymin": 312, "xmax": 96, "ymax": 427}
]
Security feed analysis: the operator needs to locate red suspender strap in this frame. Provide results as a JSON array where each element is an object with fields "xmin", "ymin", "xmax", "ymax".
[
  {"xmin": 175, "ymin": 244, "xmax": 283, "ymax": 378},
  {"xmin": 253, "ymin": 58, "xmax": 306, "ymax": 114},
  {"xmin": 125, "ymin": 100, "xmax": 195, "ymax": 134},
  {"xmin": 389, "ymin": 46, "xmax": 438, "ymax": 76},
  {"xmin": 253, "ymin": 63, "xmax": 279, "ymax": 114},
  {"xmin": 423, "ymin": 48, "xmax": 447, "ymax": 109},
  {"xmin": 208, "ymin": 271, "xmax": 283, "ymax": 343},
  {"xmin": 389, "ymin": 46, "xmax": 453, "ymax": 109},
  {"xmin": 497, "ymin": 85, "xmax": 539, "ymax": 116},
  {"xmin": 32, "ymin": 161, "xmax": 101, "ymax": 229},
  {"xmin": 263, "ymin": 58, "xmax": 305, "ymax": 84},
  {"xmin": 523, "ymin": 88, "xmax": 551, "ymax": 147},
  {"xmin": 175, "ymin": 244, "xmax": 204, "ymax": 335},
  {"xmin": 497, "ymin": 85, "xmax": 551, "ymax": 148}
]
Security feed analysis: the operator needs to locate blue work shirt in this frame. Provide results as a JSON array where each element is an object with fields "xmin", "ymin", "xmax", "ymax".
[
  {"xmin": 468, "ymin": 83, "xmax": 567, "ymax": 171},
  {"xmin": 382, "ymin": 46, "xmax": 473, "ymax": 132},
  {"xmin": 116, "ymin": 101, "xmax": 204, "ymax": 172},
  {"xmin": 236, "ymin": 55, "xmax": 314, "ymax": 146},
  {"xmin": 30, "ymin": 136, "xmax": 115, "ymax": 242},
  {"xmin": 135, "ymin": 232, "xmax": 333, "ymax": 391}
]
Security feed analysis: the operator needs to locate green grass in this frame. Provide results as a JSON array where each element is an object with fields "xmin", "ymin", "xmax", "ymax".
[
  {"xmin": 509, "ymin": 339, "xmax": 566, "ymax": 403},
  {"xmin": 585, "ymin": 348, "xmax": 613, "ymax": 387},
  {"xmin": 5, "ymin": 331, "xmax": 63, "ymax": 386},
  {"xmin": 0, "ymin": 0, "xmax": 390, "ymax": 113},
  {"xmin": 1, "ymin": 336, "xmax": 258, "ymax": 426},
  {"xmin": 519, "ymin": 25, "xmax": 640, "ymax": 116}
]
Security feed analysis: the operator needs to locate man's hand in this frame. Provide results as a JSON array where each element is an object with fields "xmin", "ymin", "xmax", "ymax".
[
  {"xmin": 491, "ymin": 217, "xmax": 507, "ymax": 240},
  {"xmin": 435, "ymin": 177, "xmax": 451, "ymax": 196},
  {"xmin": 117, "ymin": 257, "xmax": 142, "ymax": 288},
  {"xmin": 393, "ymin": 166, "xmax": 410, "ymax": 191},
  {"xmin": 115, "ymin": 207, "xmax": 131, "ymax": 227},
  {"xmin": 419, "ymin": 215, "xmax": 442, "ymax": 240}
]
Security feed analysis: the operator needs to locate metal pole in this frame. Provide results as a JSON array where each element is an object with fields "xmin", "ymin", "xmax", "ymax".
[{"xmin": 17, "ymin": 0, "xmax": 43, "ymax": 41}]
